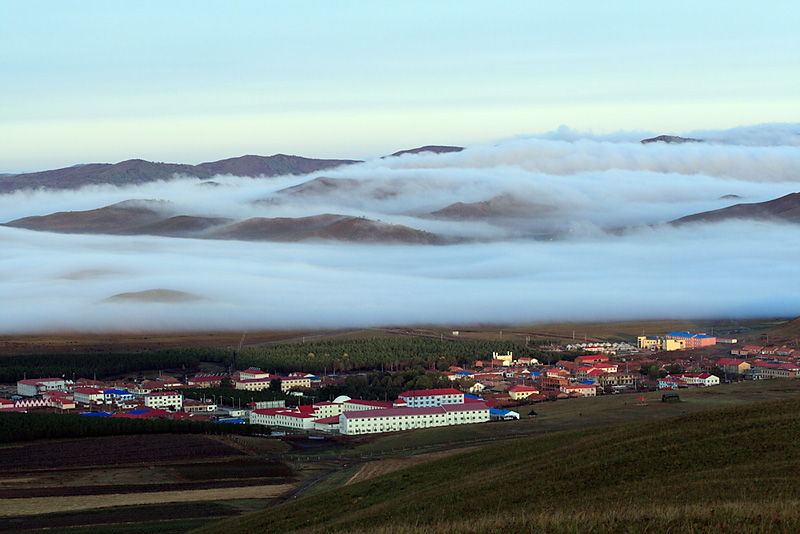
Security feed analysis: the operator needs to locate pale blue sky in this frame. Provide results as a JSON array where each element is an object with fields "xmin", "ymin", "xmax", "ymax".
[{"xmin": 2, "ymin": 1, "xmax": 798, "ymax": 171}]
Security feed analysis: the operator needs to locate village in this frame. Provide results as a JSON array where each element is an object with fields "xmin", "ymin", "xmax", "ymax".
[{"xmin": 2, "ymin": 331, "xmax": 800, "ymax": 437}]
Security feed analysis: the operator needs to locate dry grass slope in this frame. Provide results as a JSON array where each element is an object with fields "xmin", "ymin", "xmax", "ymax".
[{"xmin": 189, "ymin": 396, "xmax": 800, "ymax": 534}]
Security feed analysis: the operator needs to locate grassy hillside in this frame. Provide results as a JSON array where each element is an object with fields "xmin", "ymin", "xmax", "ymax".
[{"xmin": 191, "ymin": 396, "xmax": 800, "ymax": 534}]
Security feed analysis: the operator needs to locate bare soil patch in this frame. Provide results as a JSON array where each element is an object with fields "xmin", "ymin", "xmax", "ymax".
[
  {"xmin": 0, "ymin": 484, "xmax": 293, "ymax": 517},
  {"xmin": 0, "ymin": 477, "xmax": 294, "ymax": 499},
  {"xmin": 345, "ymin": 447, "xmax": 478, "ymax": 486}
]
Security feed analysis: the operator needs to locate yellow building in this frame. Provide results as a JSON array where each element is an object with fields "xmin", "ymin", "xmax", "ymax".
[
  {"xmin": 638, "ymin": 336, "xmax": 685, "ymax": 351},
  {"xmin": 509, "ymin": 385, "xmax": 539, "ymax": 400}
]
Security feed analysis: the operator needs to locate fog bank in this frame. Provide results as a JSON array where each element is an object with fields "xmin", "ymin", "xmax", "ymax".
[{"xmin": 1, "ymin": 124, "xmax": 798, "ymax": 332}]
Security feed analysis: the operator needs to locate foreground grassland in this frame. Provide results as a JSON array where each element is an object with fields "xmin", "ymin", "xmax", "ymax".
[
  {"xmin": 191, "ymin": 390, "xmax": 800, "ymax": 534},
  {"xmin": 326, "ymin": 379, "xmax": 800, "ymax": 459}
]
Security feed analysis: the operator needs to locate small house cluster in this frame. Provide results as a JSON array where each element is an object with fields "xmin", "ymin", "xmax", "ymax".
[{"xmin": 2, "ymin": 374, "xmax": 225, "ymax": 420}]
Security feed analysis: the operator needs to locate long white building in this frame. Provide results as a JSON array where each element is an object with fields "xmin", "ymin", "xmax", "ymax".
[{"xmin": 340, "ymin": 403, "xmax": 490, "ymax": 435}]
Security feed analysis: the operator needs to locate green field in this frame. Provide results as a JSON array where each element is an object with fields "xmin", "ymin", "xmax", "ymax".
[
  {"xmin": 325, "ymin": 379, "xmax": 800, "ymax": 459},
  {"xmin": 188, "ymin": 381, "xmax": 800, "ymax": 534}
]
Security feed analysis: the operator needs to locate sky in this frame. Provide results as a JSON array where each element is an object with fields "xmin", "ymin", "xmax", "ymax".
[{"xmin": 2, "ymin": 1, "xmax": 799, "ymax": 172}]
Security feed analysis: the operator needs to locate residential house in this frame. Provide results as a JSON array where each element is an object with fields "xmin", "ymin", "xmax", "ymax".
[
  {"xmin": 144, "ymin": 391, "xmax": 183, "ymax": 411},
  {"xmin": 560, "ymin": 383, "xmax": 596, "ymax": 397},
  {"xmin": 716, "ymin": 359, "xmax": 751, "ymax": 376},
  {"xmin": 508, "ymin": 385, "xmax": 539, "ymax": 400}
]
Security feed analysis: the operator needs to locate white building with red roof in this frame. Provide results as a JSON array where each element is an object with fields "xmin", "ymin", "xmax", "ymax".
[
  {"xmin": 16, "ymin": 378, "xmax": 66, "ymax": 397},
  {"xmin": 668, "ymin": 373, "xmax": 720, "ymax": 387},
  {"xmin": 144, "ymin": 391, "xmax": 183, "ymax": 411},
  {"xmin": 398, "ymin": 388, "xmax": 464, "ymax": 408},
  {"xmin": 73, "ymin": 387, "xmax": 105, "ymax": 405},
  {"xmin": 340, "ymin": 402, "xmax": 489, "ymax": 435},
  {"xmin": 236, "ymin": 368, "xmax": 272, "ymax": 380},
  {"xmin": 250, "ymin": 392, "xmax": 499, "ymax": 435},
  {"xmin": 250, "ymin": 406, "xmax": 315, "ymax": 430},
  {"xmin": 43, "ymin": 391, "xmax": 76, "ymax": 410}
]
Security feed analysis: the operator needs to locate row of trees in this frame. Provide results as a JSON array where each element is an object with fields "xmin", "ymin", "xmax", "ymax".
[
  {"xmin": 236, "ymin": 337, "xmax": 527, "ymax": 375},
  {"xmin": 1, "ymin": 338, "xmax": 536, "ymax": 383},
  {"xmin": 313, "ymin": 368, "xmax": 462, "ymax": 402}
]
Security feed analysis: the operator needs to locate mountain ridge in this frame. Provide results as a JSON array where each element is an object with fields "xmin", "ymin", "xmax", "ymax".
[
  {"xmin": 670, "ymin": 192, "xmax": 800, "ymax": 225},
  {"xmin": 0, "ymin": 154, "xmax": 361, "ymax": 193}
]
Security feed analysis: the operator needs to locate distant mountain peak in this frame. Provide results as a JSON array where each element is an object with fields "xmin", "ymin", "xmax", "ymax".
[
  {"xmin": 641, "ymin": 135, "xmax": 703, "ymax": 144},
  {"xmin": 385, "ymin": 145, "xmax": 464, "ymax": 158}
]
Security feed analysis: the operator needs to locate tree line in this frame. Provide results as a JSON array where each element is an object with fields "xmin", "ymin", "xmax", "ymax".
[
  {"xmin": 1, "ymin": 338, "xmax": 535, "ymax": 382},
  {"xmin": 0, "ymin": 348, "xmax": 231, "ymax": 383},
  {"xmin": 236, "ymin": 337, "xmax": 528, "ymax": 375},
  {"xmin": 313, "ymin": 368, "xmax": 467, "ymax": 403}
]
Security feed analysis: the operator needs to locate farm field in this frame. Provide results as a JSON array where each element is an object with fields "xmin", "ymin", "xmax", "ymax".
[
  {"xmin": 1, "ymin": 485, "xmax": 292, "ymax": 518},
  {"xmin": 0, "ymin": 433, "xmax": 295, "ymax": 532},
  {"xmin": 0, "ymin": 434, "xmax": 246, "ymax": 470}
]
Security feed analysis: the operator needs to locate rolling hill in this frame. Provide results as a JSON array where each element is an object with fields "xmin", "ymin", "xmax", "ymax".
[
  {"xmin": 190, "ymin": 397, "xmax": 800, "ymax": 534},
  {"xmin": 205, "ymin": 214, "xmax": 454, "ymax": 244},
  {"xmin": 197, "ymin": 154, "xmax": 361, "ymax": 177},
  {"xmin": 0, "ymin": 154, "xmax": 360, "ymax": 193},
  {"xmin": 670, "ymin": 192, "xmax": 800, "ymax": 225},
  {"xmin": 2, "ymin": 200, "xmax": 172, "ymax": 233},
  {"xmin": 3, "ymin": 203, "xmax": 454, "ymax": 244},
  {"xmin": 427, "ymin": 193, "xmax": 554, "ymax": 220},
  {"xmin": 0, "ymin": 147, "xmax": 469, "ymax": 193}
]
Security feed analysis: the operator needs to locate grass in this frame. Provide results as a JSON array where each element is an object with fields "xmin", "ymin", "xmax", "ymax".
[
  {"xmin": 342, "ymin": 379, "xmax": 800, "ymax": 458},
  {"xmin": 187, "ymin": 392, "xmax": 800, "ymax": 534}
]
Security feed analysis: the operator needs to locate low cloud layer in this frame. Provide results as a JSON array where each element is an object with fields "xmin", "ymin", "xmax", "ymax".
[{"xmin": 1, "ymin": 124, "xmax": 799, "ymax": 332}]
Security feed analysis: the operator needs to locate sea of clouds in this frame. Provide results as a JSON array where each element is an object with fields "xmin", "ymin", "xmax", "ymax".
[{"xmin": 1, "ymin": 123, "xmax": 799, "ymax": 332}]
